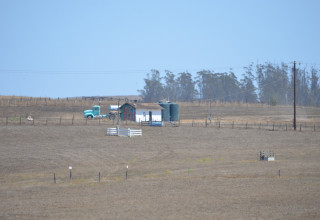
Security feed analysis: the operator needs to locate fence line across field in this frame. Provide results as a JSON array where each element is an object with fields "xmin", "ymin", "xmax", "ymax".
[
  {"xmin": 42, "ymin": 168, "xmax": 320, "ymax": 185},
  {"xmin": 0, "ymin": 116, "xmax": 136, "ymax": 126},
  {"xmin": 0, "ymin": 116, "xmax": 319, "ymax": 132},
  {"xmin": 182, "ymin": 119, "xmax": 320, "ymax": 132}
]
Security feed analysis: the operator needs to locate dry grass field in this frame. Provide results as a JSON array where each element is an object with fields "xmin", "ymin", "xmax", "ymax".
[
  {"xmin": 1, "ymin": 96, "xmax": 320, "ymax": 129},
  {"xmin": 1, "ymin": 96, "xmax": 320, "ymax": 219}
]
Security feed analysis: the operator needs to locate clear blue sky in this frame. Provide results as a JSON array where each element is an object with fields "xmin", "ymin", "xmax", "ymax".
[{"xmin": 1, "ymin": 0, "xmax": 319, "ymax": 98}]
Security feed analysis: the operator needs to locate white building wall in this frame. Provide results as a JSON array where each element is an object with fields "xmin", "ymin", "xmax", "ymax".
[{"xmin": 135, "ymin": 109, "xmax": 162, "ymax": 122}]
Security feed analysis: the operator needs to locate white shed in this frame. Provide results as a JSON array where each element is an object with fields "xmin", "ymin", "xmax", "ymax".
[{"xmin": 135, "ymin": 103, "xmax": 163, "ymax": 122}]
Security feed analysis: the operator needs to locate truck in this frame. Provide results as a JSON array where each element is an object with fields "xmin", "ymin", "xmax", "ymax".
[{"xmin": 83, "ymin": 105, "xmax": 118, "ymax": 120}]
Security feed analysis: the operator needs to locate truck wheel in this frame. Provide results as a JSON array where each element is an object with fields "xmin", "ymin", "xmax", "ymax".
[{"xmin": 87, "ymin": 115, "xmax": 93, "ymax": 119}]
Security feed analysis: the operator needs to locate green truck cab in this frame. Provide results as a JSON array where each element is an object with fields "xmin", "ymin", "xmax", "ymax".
[{"xmin": 84, "ymin": 105, "xmax": 116, "ymax": 119}]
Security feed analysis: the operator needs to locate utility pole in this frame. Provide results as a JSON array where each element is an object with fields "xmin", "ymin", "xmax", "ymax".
[{"xmin": 293, "ymin": 61, "xmax": 297, "ymax": 131}]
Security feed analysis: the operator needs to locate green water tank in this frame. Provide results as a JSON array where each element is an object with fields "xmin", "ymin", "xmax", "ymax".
[
  {"xmin": 170, "ymin": 103, "xmax": 179, "ymax": 121},
  {"xmin": 159, "ymin": 102, "xmax": 170, "ymax": 121}
]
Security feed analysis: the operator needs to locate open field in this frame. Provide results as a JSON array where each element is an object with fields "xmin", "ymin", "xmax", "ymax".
[
  {"xmin": 1, "ymin": 96, "xmax": 320, "ymax": 123},
  {"xmin": 1, "ymin": 124, "xmax": 320, "ymax": 219},
  {"xmin": 1, "ymin": 96, "xmax": 320, "ymax": 219}
]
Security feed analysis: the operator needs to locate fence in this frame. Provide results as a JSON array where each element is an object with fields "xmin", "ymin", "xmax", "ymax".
[
  {"xmin": 106, "ymin": 127, "xmax": 142, "ymax": 137},
  {"xmin": 1, "ymin": 116, "xmax": 319, "ymax": 132},
  {"xmin": 24, "ymin": 166, "xmax": 319, "ymax": 185},
  {"xmin": 0, "ymin": 116, "xmax": 137, "ymax": 126},
  {"xmin": 181, "ymin": 119, "xmax": 320, "ymax": 132}
]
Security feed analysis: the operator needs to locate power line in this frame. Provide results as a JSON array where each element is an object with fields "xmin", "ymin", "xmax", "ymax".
[
  {"xmin": 0, "ymin": 69, "xmax": 147, "ymax": 75},
  {"xmin": 1, "ymin": 63, "xmax": 319, "ymax": 76}
]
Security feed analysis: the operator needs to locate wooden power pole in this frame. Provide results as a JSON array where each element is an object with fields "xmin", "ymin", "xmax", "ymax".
[{"xmin": 293, "ymin": 61, "xmax": 297, "ymax": 131}]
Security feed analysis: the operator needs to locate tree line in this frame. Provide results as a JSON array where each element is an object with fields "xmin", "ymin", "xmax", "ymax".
[{"xmin": 138, "ymin": 62, "xmax": 320, "ymax": 107}]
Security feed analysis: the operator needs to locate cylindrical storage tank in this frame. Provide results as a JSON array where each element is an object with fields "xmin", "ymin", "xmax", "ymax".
[
  {"xmin": 170, "ymin": 103, "xmax": 179, "ymax": 121},
  {"xmin": 159, "ymin": 102, "xmax": 170, "ymax": 121}
]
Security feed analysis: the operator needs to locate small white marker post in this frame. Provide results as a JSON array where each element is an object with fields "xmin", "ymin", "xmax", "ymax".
[
  {"xmin": 69, "ymin": 166, "xmax": 72, "ymax": 181},
  {"xmin": 126, "ymin": 165, "xmax": 128, "ymax": 180}
]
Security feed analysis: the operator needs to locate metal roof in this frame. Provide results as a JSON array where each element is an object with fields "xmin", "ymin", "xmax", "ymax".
[{"xmin": 121, "ymin": 102, "xmax": 163, "ymax": 110}]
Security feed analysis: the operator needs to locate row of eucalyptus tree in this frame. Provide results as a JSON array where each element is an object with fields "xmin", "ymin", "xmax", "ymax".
[{"xmin": 138, "ymin": 62, "xmax": 320, "ymax": 106}]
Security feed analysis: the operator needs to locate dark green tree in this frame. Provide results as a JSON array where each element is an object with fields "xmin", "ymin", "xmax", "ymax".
[
  {"xmin": 288, "ymin": 66, "xmax": 310, "ymax": 106},
  {"xmin": 222, "ymin": 71, "xmax": 242, "ymax": 102},
  {"xmin": 176, "ymin": 72, "xmax": 196, "ymax": 101},
  {"xmin": 241, "ymin": 63, "xmax": 258, "ymax": 103},
  {"xmin": 296, "ymin": 67, "xmax": 310, "ymax": 106},
  {"xmin": 138, "ymin": 63, "xmax": 319, "ymax": 107},
  {"xmin": 256, "ymin": 62, "xmax": 289, "ymax": 105},
  {"xmin": 163, "ymin": 70, "xmax": 178, "ymax": 101},
  {"xmin": 196, "ymin": 70, "xmax": 214, "ymax": 100},
  {"xmin": 138, "ymin": 69, "xmax": 164, "ymax": 102},
  {"xmin": 196, "ymin": 70, "xmax": 242, "ymax": 102},
  {"xmin": 309, "ymin": 67, "xmax": 320, "ymax": 106}
]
